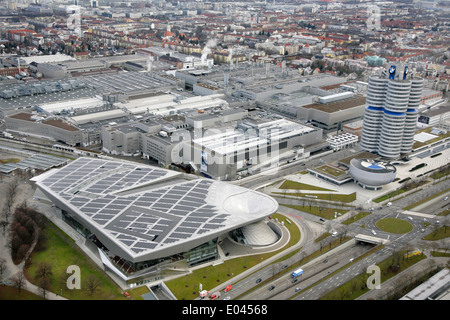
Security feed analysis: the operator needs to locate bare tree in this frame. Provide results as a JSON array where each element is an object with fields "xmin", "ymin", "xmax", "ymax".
[
  {"xmin": 350, "ymin": 278, "xmax": 358, "ymax": 295},
  {"xmin": 0, "ymin": 219, "xmax": 8, "ymax": 233},
  {"xmin": 0, "ymin": 258, "xmax": 6, "ymax": 276},
  {"xmin": 35, "ymin": 262, "xmax": 53, "ymax": 281},
  {"xmin": 3, "ymin": 179, "xmax": 19, "ymax": 222},
  {"xmin": 84, "ymin": 274, "xmax": 101, "ymax": 296},
  {"xmin": 38, "ymin": 277, "xmax": 51, "ymax": 299},
  {"xmin": 8, "ymin": 177, "xmax": 20, "ymax": 196},
  {"xmin": 337, "ymin": 286, "xmax": 349, "ymax": 300},
  {"xmin": 11, "ymin": 271, "xmax": 27, "ymax": 294}
]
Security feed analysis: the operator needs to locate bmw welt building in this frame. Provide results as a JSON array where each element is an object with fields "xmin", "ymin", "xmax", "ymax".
[{"xmin": 32, "ymin": 157, "xmax": 279, "ymax": 286}]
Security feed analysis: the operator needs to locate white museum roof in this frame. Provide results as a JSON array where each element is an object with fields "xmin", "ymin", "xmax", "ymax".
[{"xmin": 32, "ymin": 157, "xmax": 278, "ymax": 261}]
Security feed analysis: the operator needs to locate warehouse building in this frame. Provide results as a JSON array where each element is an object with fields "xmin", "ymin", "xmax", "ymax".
[
  {"xmin": 5, "ymin": 112, "xmax": 85, "ymax": 146},
  {"xmin": 296, "ymin": 95, "xmax": 366, "ymax": 134}
]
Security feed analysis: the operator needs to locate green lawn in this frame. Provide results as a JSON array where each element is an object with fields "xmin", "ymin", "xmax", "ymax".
[
  {"xmin": 430, "ymin": 166, "xmax": 450, "ymax": 180},
  {"xmin": 279, "ymin": 180, "xmax": 335, "ymax": 192},
  {"xmin": 274, "ymin": 191, "xmax": 356, "ymax": 203},
  {"xmin": 280, "ymin": 204, "xmax": 348, "ymax": 219},
  {"xmin": 423, "ymin": 225, "xmax": 450, "ymax": 241},
  {"xmin": 0, "ymin": 285, "xmax": 44, "ymax": 300},
  {"xmin": 375, "ymin": 218, "xmax": 413, "ymax": 234},
  {"xmin": 413, "ymin": 127, "xmax": 450, "ymax": 149},
  {"xmin": 25, "ymin": 219, "xmax": 137, "ymax": 300},
  {"xmin": 316, "ymin": 165, "xmax": 347, "ymax": 177}
]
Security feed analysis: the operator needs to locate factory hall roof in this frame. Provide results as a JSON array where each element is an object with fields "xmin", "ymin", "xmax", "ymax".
[{"xmin": 301, "ymin": 95, "xmax": 366, "ymax": 113}]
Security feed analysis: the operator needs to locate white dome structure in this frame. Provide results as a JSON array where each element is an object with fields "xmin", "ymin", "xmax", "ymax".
[
  {"xmin": 349, "ymin": 158, "xmax": 397, "ymax": 190},
  {"xmin": 239, "ymin": 221, "xmax": 279, "ymax": 246}
]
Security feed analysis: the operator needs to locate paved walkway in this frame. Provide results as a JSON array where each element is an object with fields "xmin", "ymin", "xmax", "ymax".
[
  {"xmin": 0, "ymin": 226, "xmax": 66, "ymax": 300},
  {"xmin": 0, "ymin": 177, "xmax": 66, "ymax": 300}
]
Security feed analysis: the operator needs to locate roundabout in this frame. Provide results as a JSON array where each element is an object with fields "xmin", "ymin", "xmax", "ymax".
[{"xmin": 375, "ymin": 218, "xmax": 414, "ymax": 234}]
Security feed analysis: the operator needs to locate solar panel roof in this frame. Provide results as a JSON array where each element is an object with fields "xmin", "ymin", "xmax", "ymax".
[{"xmin": 33, "ymin": 157, "xmax": 278, "ymax": 262}]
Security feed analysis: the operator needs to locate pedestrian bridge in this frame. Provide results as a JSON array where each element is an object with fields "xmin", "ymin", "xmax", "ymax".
[{"xmin": 354, "ymin": 234, "xmax": 389, "ymax": 245}]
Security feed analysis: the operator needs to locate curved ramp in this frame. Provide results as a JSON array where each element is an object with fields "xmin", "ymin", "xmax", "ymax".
[{"xmin": 240, "ymin": 220, "xmax": 279, "ymax": 246}]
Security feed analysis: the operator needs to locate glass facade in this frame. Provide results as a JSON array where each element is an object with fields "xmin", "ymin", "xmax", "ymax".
[
  {"xmin": 61, "ymin": 210, "xmax": 91, "ymax": 237},
  {"xmin": 185, "ymin": 239, "xmax": 218, "ymax": 266}
]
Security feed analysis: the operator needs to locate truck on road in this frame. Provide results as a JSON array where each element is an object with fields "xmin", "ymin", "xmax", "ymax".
[{"xmin": 292, "ymin": 268, "xmax": 304, "ymax": 278}]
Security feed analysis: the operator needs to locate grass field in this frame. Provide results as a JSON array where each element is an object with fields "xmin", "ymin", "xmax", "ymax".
[
  {"xmin": 274, "ymin": 191, "xmax": 356, "ymax": 203},
  {"xmin": 375, "ymin": 218, "xmax": 413, "ymax": 234},
  {"xmin": 316, "ymin": 165, "xmax": 347, "ymax": 177},
  {"xmin": 280, "ymin": 204, "xmax": 348, "ymax": 219},
  {"xmin": 279, "ymin": 180, "xmax": 335, "ymax": 192},
  {"xmin": 423, "ymin": 225, "xmax": 450, "ymax": 241},
  {"xmin": 25, "ymin": 219, "xmax": 143, "ymax": 300},
  {"xmin": 0, "ymin": 286, "xmax": 44, "ymax": 300}
]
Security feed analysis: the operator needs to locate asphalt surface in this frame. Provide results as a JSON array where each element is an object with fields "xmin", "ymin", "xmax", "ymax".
[{"xmin": 222, "ymin": 177, "xmax": 450, "ymax": 300}]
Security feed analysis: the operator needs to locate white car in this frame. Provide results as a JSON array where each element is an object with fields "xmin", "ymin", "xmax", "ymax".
[
  {"xmin": 387, "ymin": 202, "xmax": 392, "ymax": 207},
  {"xmin": 371, "ymin": 229, "xmax": 377, "ymax": 235}
]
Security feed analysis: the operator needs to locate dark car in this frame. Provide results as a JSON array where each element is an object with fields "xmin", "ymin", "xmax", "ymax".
[{"xmin": 268, "ymin": 286, "xmax": 275, "ymax": 291}]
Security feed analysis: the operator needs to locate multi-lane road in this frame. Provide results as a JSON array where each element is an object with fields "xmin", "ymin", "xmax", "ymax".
[
  {"xmin": 219, "ymin": 177, "xmax": 449, "ymax": 301},
  {"xmin": 291, "ymin": 178, "xmax": 449, "ymax": 300}
]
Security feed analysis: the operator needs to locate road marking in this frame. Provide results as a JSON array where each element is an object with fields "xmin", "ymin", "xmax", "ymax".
[{"xmin": 286, "ymin": 213, "xmax": 304, "ymax": 220}]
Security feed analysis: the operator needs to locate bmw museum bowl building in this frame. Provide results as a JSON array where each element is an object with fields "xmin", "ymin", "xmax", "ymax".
[{"xmin": 349, "ymin": 158, "xmax": 397, "ymax": 190}]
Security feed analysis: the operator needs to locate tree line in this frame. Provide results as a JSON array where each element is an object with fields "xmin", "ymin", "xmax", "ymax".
[{"xmin": 8, "ymin": 204, "xmax": 46, "ymax": 264}]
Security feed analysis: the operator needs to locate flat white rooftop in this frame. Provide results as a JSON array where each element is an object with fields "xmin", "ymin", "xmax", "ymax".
[
  {"xmin": 414, "ymin": 132, "xmax": 439, "ymax": 143},
  {"xmin": 194, "ymin": 119, "xmax": 314, "ymax": 155},
  {"xmin": 38, "ymin": 96, "xmax": 105, "ymax": 114},
  {"xmin": 115, "ymin": 93, "xmax": 227, "ymax": 115}
]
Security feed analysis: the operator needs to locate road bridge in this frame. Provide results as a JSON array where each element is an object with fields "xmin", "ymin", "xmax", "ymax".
[{"xmin": 354, "ymin": 234, "xmax": 389, "ymax": 245}]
